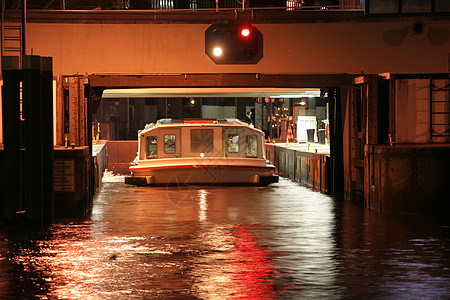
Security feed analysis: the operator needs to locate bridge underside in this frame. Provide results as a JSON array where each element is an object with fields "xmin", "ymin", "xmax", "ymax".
[{"xmin": 88, "ymin": 73, "xmax": 352, "ymax": 88}]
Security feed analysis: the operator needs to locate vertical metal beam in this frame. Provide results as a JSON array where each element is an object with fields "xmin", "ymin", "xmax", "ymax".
[
  {"xmin": 69, "ymin": 77, "xmax": 80, "ymax": 146},
  {"xmin": 41, "ymin": 57, "xmax": 54, "ymax": 224},
  {"xmin": 364, "ymin": 75, "xmax": 380, "ymax": 210},
  {"xmin": 22, "ymin": 55, "xmax": 42, "ymax": 223},
  {"xmin": 350, "ymin": 76, "xmax": 367, "ymax": 203},
  {"xmin": 54, "ymin": 77, "xmax": 64, "ymax": 145},
  {"xmin": 329, "ymin": 90, "xmax": 336, "ymax": 195},
  {"xmin": 366, "ymin": 75, "xmax": 378, "ymax": 145},
  {"xmin": 377, "ymin": 75, "xmax": 390, "ymax": 144},
  {"xmin": 79, "ymin": 80, "xmax": 86, "ymax": 146},
  {"xmin": 1, "ymin": 0, "xmax": 4, "ymax": 56},
  {"xmin": 63, "ymin": 76, "xmax": 88, "ymax": 147},
  {"xmin": 1, "ymin": 56, "xmax": 22, "ymax": 220},
  {"xmin": 329, "ymin": 87, "xmax": 344, "ymax": 197},
  {"xmin": 22, "ymin": 0, "xmax": 27, "ymax": 58},
  {"xmin": 389, "ymin": 75, "xmax": 396, "ymax": 142},
  {"xmin": 85, "ymin": 82, "xmax": 94, "ymax": 213}
]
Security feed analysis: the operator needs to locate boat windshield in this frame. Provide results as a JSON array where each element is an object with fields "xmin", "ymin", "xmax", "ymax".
[
  {"xmin": 227, "ymin": 135, "xmax": 239, "ymax": 153},
  {"xmin": 246, "ymin": 135, "xmax": 258, "ymax": 157},
  {"xmin": 164, "ymin": 135, "xmax": 176, "ymax": 154},
  {"xmin": 146, "ymin": 136, "xmax": 157, "ymax": 158}
]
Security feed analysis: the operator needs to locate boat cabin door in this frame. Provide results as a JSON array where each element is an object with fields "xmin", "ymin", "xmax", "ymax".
[{"xmin": 158, "ymin": 128, "xmax": 181, "ymax": 158}]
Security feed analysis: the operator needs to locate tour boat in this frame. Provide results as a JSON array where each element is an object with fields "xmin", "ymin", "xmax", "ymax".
[{"xmin": 124, "ymin": 118, "xmax": 278, "ymax": 186}]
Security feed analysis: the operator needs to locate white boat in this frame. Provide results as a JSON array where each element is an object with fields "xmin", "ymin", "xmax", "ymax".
[{"xmin": 124, "ymin": 118, "xmax": 278, "ymax": 186}]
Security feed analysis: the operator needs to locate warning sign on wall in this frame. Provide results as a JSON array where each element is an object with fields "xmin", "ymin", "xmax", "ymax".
[{"xmin": 54, "ymin": 159, "xmax": 75, "ymax": 193}]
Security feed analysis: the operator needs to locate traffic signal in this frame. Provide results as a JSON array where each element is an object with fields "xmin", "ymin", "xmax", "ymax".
[{"xmin": 205, "ymin": 24, "xmax": 263, "ymax": 65}]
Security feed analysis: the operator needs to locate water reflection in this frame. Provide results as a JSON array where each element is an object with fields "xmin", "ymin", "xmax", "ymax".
[
  {"xmin": 190, "ymin": 223, "xmax": 277, "ymax": 299},
  {"xmin": 0, "ymin": 178, "xmax": 449, "ymax": 299},
  {"xmin": 264, "ymin": 184, "xmax": 341, "ymax": 299},
  {"xmin": 337, "ymin": 203, "xmax": 450, "ymax": 299},
  {"xmin": 198, "ymin": 189, "xmax": 208, "ymax": 223}
]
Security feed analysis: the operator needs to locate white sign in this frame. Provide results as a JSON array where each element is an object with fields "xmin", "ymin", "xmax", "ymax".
[{"xmin": 297, "ymin": 116, "xmax": 317, "ymax": 142}]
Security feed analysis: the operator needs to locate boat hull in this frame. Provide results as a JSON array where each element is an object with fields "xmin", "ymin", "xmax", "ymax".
[{"xmin": 125, "ymin": 161, "xmax": 278, "ymax": 186}]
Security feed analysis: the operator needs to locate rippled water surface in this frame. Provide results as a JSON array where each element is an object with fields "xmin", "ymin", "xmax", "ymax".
[{"xmin": 1, "ymin": 178, "xmax": 450, "ymax": 299}]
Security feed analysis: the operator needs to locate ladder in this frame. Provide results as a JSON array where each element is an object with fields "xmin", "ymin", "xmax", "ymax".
[
  {"xmin": 430, "ymin": 77, "xmax": 450, "ymax": 139},
  {"xmin": 2, "ymin": 24, "xmax": 22, "ymax": 62}
]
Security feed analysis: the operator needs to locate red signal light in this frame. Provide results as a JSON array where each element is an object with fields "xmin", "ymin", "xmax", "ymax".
[{"xmin": 241, "ymin": 28, "xmax": 250, "ymax": 37}]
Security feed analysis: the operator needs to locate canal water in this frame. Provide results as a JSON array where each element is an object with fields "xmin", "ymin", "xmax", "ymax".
[{"xmin": 1, "ymin": 176, "xmax": 450, "ymax": 299}]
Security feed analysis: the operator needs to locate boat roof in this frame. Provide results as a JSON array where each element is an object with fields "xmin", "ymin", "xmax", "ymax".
[
  {"xmin": 139, "ymin": 118, "xmax": 261, "ymax": 135},
  {"xmin": 157, "ymin": 118, "xmax": 247, "ymax": 125}
]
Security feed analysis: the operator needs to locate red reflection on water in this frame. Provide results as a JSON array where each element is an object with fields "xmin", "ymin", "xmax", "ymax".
[{"xmin": 231, "ymin": 224, "xmax": 277, "ymax": 299}]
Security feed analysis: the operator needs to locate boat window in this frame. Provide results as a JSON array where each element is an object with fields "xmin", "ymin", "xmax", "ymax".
[
  {"xmin": 146, "ymin": 136, "xmax": 157, "ymax": 158},
  {"xmin": 246, "ymin": 135, "xmax": 257, "ymax": 157},
  {"xmin": 164, "ymin": 134, "xmax": 176, "ymax": 154},
  {"xmin": 227, "ymin": 134, "xmax": 239, "ymax": 153},
  {"xmin": 191, "ymin": 129, "xmax": 213, "ymax": 153}
]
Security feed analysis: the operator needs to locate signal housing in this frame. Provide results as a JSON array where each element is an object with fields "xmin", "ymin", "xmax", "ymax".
[{"xmin": 205, "ymin": 24, "xmax": 263, "ymax": 65}]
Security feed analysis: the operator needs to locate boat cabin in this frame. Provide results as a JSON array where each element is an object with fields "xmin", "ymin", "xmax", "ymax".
[{"xmin": 137, "ymin": 118, "xmax": 265, "ymax": 161}]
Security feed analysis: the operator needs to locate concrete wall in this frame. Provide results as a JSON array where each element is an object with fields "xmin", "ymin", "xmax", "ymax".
[
  {"xmin": 396, "ymin": 78, "xmax": 450, "ymax": 144},
  {"xmin": 54, "ymin": 147, "xmax": 91, "ymax": 218},
  {"xmin": 366, "ymin": 145, "xmax": 450, "ymax": 214},
  {"xmin": 266, "ymin": 144, "xmax": 329, "ymax": 193},
  {"xmin": 1, "ymin": 20, "xmax": 448, "ymax": 76},
  {"xmin": 396, "ymin": 79, "xmax": 430, "ymax": 144},
  {"xmin": 93, "ymin": 142, "xmax": 108, "ymax": 192}
]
